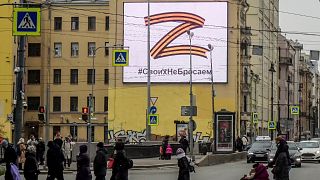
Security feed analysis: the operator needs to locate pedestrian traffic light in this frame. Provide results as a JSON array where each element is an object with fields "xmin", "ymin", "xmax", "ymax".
[
  {"xmin": 38, "ymin": 106, "xmax": 45, "ymax": 123},
  {"xmin": 82, "ymin": 107, "xmax": 89, "ymax": 121}
]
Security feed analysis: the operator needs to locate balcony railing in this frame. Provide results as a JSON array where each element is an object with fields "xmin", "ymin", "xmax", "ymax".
[{"xmin": 279, "ymin": 57, "xmax": 293, "ymax": 66}]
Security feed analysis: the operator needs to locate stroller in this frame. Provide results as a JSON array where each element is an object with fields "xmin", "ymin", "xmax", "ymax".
[{"xmin": 240, "ymin": 163, "xmax": 269, "ymax": 180}]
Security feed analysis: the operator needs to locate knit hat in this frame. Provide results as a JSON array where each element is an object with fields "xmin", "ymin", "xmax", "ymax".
[
  {"xmin": 1, "ymin": 140, "xmax": 8, "ymax": 148},
  {"xmin": 97, "ymin": 142, "xmax": 104, "ymax": 148},
  {"xmin": 176, "ymin": 148, "xmax": 185, "ymax": 155}
]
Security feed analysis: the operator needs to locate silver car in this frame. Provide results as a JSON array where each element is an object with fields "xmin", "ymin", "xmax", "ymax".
[{"xmin": 300, "ymin": 141, "xmax": 320, "ymax": 162}]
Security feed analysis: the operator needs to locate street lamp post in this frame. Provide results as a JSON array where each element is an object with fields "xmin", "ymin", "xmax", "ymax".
[
  {"xmin": 269, "ymin": 63, "xmax": 276, "ymax": 140},
  {"xmin": 287, "ymin": 76, "xmax": 291, "ymax": 139},
  {"xmin": 187, "ymin": 30, "xmax": 194, "ymax": 160},
  {"xmin": 146, "ymin": 0, "xmax": 152, "ymax": 141},
  {"xmin": 208, "ymin": 44, "xmax": 215, "ymax": 145}
]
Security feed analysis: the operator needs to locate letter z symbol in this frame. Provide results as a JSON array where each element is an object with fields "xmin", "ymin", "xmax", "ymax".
[{"xmin": 144, "ymin": 12, "xmax": 208, "ymax": 59}]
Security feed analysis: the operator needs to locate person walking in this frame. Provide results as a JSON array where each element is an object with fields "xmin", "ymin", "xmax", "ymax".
[
  {"xmin": 0, "ymin": 140, "xmax": 18, "ymax": 180},
  {"xmin": 76, "ymin": 145, "xmax": 92, "ymax": 180},
  {"xmin": 27, "ymin": 135, "xmax": 38, "ymax": 148},
  {"xmin": 36, "ymin": 137, "xmax": 45, "ymax": 165},
  {"xmin": 271, "ymin": 143, "xmax": 289, "ymax": 180},
  {"xmin": 17, "ymin": 138, "xmax": 26, "ymax": 170},
  {"xmin": 179, "ymin": 135, "xmax": 189, "ymax": 154},
  {"xmin": 160, "ymin": 135, "xmax": 169, "ymax": 160},
  {"xmin": 110, "ymin": 141, "xmax": 132, "ymax": 180},
  {"xmin": 236, "ymin": 136, "xmax": 243, "ymax": 152},
  {"xmin": 93, "ymin": 142, "xmax": 107, "ymax": 180},
  {"xmin": 176, "ymin": 148, "xmax": 190, "ymax": 180},
  {"xmin": 62, "ymin": 137, "xmax": 73, "ymax": 168},
  {"xmin": 24, "ymin": 146, "xmax": 40, "ymax": 180},
  {"xmin": 46, "ymin": 141, "xmax": 65, "ymax": 180}
]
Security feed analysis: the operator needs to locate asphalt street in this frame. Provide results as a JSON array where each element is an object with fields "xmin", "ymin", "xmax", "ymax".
[{"xmin": 18, "ymin": 161, "xmax": 320, "ymax": 180}]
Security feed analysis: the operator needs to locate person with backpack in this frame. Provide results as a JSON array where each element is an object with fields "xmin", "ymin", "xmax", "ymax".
[
  {"xmin": 93, "ymin": 142, "xmax": 107, "ymax": 180},
  {"xmin": 176, "ymin": 148, "xmax": 190, "ymax": 180},
  {"xmin": 24, "ymin": 146, "xmax": 40, "ymax": 180},
  {"xmin": 76, "ymin": 145, "xmax": 92, "ymax": 180},
  {"xmin": 110, "ymin": 141, "xmax": 133, "ymax": 180}
]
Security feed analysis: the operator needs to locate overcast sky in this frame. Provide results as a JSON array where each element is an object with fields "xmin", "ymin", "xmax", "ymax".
[{"xmin": 280, "ymin": 0, "xmax": 320, "ymax": 52}]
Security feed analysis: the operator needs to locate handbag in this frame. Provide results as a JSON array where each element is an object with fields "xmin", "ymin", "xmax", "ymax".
[
  {"xmin": 107, "ymin": 158, "xmax": 115, "ymax": 169},
  {"xmin": 10, "ymin": 163, "xmax": 21, "ymax": 180}
]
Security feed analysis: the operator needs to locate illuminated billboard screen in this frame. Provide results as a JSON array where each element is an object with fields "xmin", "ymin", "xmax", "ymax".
[{"xmin": 123, "ymin": 2, "xmax": 228, "ymax": 83}]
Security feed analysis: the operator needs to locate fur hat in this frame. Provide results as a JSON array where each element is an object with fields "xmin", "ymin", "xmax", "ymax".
[
  {"xmin": 176, "ymin": 148, "xmax": 185, "ymax": 155},
  {"xmin": 97, "ymin": 142, "xmax": 104, "ymax": 148}
]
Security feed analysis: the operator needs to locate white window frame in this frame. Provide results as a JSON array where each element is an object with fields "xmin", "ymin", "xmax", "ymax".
[
  {"xmin": 88, "ymin": 42, "xmax": 96, "ymax": 57},
  {"xmin": 54, "ymin": 43, "xmax": 62, "ymax": 57},
  {"xmin": 71, "ymin": 42, "xmax": 79, "ymax": 57}
]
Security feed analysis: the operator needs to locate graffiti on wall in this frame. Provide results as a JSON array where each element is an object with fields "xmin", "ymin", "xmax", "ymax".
[
  {"xmin": 194, "ymin": 132, "xmax": 210, "ymax": 143},
  {"xmin": 109, "ymin": 129, "xmax": 146, "ymax": 143}
]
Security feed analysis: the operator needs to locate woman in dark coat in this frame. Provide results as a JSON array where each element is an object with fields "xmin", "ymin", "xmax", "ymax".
[
  {"xmin": 24, "ymin": 146, "xmax": 40, "ymax": 180},
  {"xmin": 76, "ymin": 145, "xmax": 92, "ymax": 180},
  {"xmin": 271, "ymin": 143, "xmax": 289, "ymax": 180},
  {"xmin": 176, "ymin": 148, "xmax": 190, "ymax": 180},
  {"xmin": 110, "ymin": 141, "xmax": 130, "ymax": 180}
]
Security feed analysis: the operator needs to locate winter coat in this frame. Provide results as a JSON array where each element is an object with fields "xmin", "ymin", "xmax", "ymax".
[
  {"xmin": 76, "ymin": 153, "xmax": 92, "ymax": 180},
  {"xmin": 18, "ymin": 143, "xmax": 26, "ymax": 164},
  {"xmin": 272, "ymin": 152, "xmax": 289, "ymax": 180},
  {"xmin": 36, "ymin": 141, "xmax": 45, "ymax": 156},
  {"xmin": 179, "ymin": 138, "xmax": 189, "ymax": 153},
  {"xmin": 93, "ymin": 147, "xmax": 107, "ymax": 177},
  {"xmin": 2, "ymin": 145, "xmax": 17, "ymax": 180},
  {"xmin": 62, "ymin": 141, "xmax": 72, "ymax": 159},
  {"xmin": 178, "ymin": 156, "xmax": 190, "ymax": 180},
  {"xmin": 24, "ymin": 152, "xmax": 39, "ymax": 180},
  {"xmin": 253, "ymin": 164, "xmax": 269, "ymax": 180},
  {"xmin": 111, "ymin": 151, "xmax": 129, "ymax": 180},
  {"xmin": 47, "ymin": 143, "xmax": 65, "ymax": 173}
]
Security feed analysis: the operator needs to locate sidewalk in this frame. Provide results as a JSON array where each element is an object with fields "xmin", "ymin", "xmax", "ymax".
[{"xmin": 35, "ymin": 155, "xmax": 205, "ymax": 173}]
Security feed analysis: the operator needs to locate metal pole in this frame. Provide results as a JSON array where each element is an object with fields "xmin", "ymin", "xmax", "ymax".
[
  {"xmin": 88, "ymin": 48, "xmax": 96, "ymax": 160},
  {"xmin": 187, "ymin": 30, "xmax": 194, "ymax": 160},
  {"xmin": 146, "ymin": 0, "xmax": 151, "ymax": 141},
  {"xmin": 287, "ymin": 76, "xmax": 290, "ymax": 139},
  {"xmin": 269, "ymin": 63, "xmax": 275, "ymax": 141},
  {"xmin": 208, "ymin": 44, "xmax": 215, "ymax": 146}
]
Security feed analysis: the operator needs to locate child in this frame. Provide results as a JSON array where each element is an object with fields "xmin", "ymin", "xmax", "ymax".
[
  {"xmin": 242, "ymin": 163, "xmax": 269, "ymax": 180},
  {"xmin": 165, "ymin": 144, "xmax": 173, "ymax": 160}
]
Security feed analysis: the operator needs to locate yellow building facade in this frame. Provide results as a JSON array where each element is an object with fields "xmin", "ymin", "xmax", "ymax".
[
  {"xmin": 24, "ymin": 0, "xmax": 244, "ymax": 144},
  {"xmin": 0, "ymin": 1, "xmax": 16, "ymax": 141}
]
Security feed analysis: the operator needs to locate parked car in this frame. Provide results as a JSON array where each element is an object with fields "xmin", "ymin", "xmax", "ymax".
[
  {"xmin": 311, "ymin": 138, "xmax": 320, "ymax": 143},
  {"xmin": 300, "ymin": 140, "xmax": 320, "ymax": 162},
  {"xmin": 247, "ymin": 140, "xmax": 272, "ymax": 163},
  {"xmin": 267, "ymin": 141, "xmax": 302, "ymax": 167}
]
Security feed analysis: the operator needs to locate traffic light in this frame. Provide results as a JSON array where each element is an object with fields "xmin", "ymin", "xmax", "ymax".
[
  {"xmin": 82, "ymin": 107, "xmax": 89, "ymax": 121},
  {"xmin": 38, "ymin": 106, "xmax": 45, "ymax": 122}
]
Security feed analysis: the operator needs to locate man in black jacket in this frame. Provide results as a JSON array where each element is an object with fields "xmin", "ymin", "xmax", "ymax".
[
  {"xmin": 94, "ymin": 142, "xmax": 107, "ymax": 180},
  {"xmin": 46, "ymin": 141, "xmax": 65, "ymax": 180}
]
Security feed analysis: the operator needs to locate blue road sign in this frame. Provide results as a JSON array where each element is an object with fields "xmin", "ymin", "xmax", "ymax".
[
  {"xmin": 112, "ymin": 50, "xmax": 129, "ymax": 66},
  {"xmin": 148, "ymin": 114, "xmax": 159, "ymax": 126},
  {"xmin": 13, "ymin": 8, "xmax": 41, "ymax": 36},
  {"xmin": 268, "ymin": 121, "xmax": 276, "ymax": 130},
  {"xmin": 149, "ymin": 106, "xmax": 157, "ymax": 114}
]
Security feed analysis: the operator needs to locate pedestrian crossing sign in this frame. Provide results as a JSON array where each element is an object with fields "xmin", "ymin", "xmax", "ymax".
[
  {"xmin": 148, "ymin": 114, "xmax": 159, "ymax": 126},
  {"xmin": 290, "ymin": 106, "xmax": 299, "ymax": 115},
  {"xmin": 252, "ymin": 112, "xmax": 258, "ymax": 124},
  {"xmin": 13, "ymin": 8, "xmax": 41, "ymax": 36},
  {"xmin": 268, "ymin": 121, "xmax": 276, "ymax": 130},
  {"xmin": 112, "ymin": 49, "xmax": 129, "ymax": 66}
]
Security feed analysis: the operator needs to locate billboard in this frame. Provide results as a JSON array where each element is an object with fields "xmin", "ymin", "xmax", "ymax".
[{"xmin": 123, "ymin": 2, "xmax": 228, "ymax": 83}]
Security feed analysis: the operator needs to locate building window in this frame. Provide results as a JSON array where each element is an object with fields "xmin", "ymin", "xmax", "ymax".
[
  {"xmin": 87, "ymin": 126, "xmax": 95, "ymax": 142},
  {"xmin": 71, "ymin": 42, "xmax": 79, "ymax": 57},
  {"xmin": 53, "ymin": 126, "xmax": 61, "ymax": 139},
  {"xmin": 88, "ymin": 42, "xmax": 95, "ymax": 57},
  {"xmin": 53, "ymin": 69, "xmax": 61, "ymax": 84},
  {"xmin": 87, "ymin": 96, "xmax": 95, "ymax": 111},
  {"xmin": 87, "ymin": 69, "xmax": 95, "ymax": 84},
  {"xmin": 54, "ymin": 43, "xmax": 62, "ymax": 57},
  {"xmin": 104, "ymin": 69, "xmax": 109, "ymax": 84},
  {"xmin": 70, "ymin": 96, "xmax": 78, "ymax": 112},
  {"xmin": 105, "ymin": 42, "xmax": 109, "ymax": 56},
  {"xmin": 70, "ymin": 126, "xmax": 78, "ymax": 142},
  {"xmin": 105, "ymin": 16, "xmax": 110, "ymax": 31},
  {"xmin": 28, "ymin": 43, "xmax": 41, "ymax": 57},
  {"xmin": 244, "ymin": 95, "xmax": 247, "ymax": 112},
  {"xmin": 28, "ymin": 70, "xmax": 40, "ymax": 84},
  {"xmin": 70, "ymin": 69, "xmax": 78, "ymax": 84},
  {"xmin": 244, "ymin": 68, "xmax": 248, "ymax": 84},
  {"xmin": 27, "ymin": 97, "xmax": 40, "ymax": 111},
  {"xmin": 54, "ymin": 17, "xmax": 62, "ymax": 31},
  {"xmin": 104, "ymin": 96, "xmax": 108, "ymax": 112},
  {"xmin": 71, "ymin": 17, "xmax": 79, "ymax": 30},
  {"xmin": 53, "ymin": 96, "xmax": 61, "ymax": 112},
  {"xmin": 104, "ymin": 126, "xmax": 108, "ymax": 143},
  {"xmin": 88, "ymin": 16, "xmax": 96, "ymax": 31}
]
